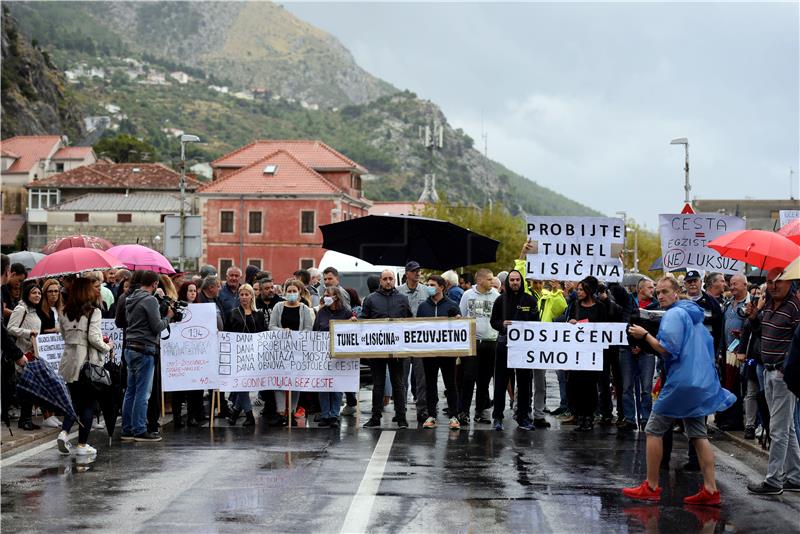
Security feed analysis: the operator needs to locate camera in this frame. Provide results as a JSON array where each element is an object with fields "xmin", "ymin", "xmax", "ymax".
[{"xmin": 155, "ymin": 294, "xmax": 189, "ymax": 322}]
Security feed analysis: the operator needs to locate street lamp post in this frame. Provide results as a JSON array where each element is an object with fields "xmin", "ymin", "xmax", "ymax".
[
  {"xmin": 179, "ymin": 134, "xmax": 200, "ymax": 271},
  {"xmin": 670, "ymin": 137, "xmax": 690, "ymax": 205}
]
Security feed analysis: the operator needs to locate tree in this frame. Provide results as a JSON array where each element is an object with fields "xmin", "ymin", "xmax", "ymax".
[
  {"xmin": 421, "ymin": 195, "xmax": 526, "ymax": 275},
  {"xmin": 622, "ymin": 219, "xmax": 662, "ymax": 277},
  {"xmin": 94, "ymin": 134, "xmax": 156, "ymax": 163}
]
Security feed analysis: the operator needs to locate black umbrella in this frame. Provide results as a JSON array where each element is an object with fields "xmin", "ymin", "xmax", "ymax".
[
  {"xmin": 320, "ymin": 215, "xmax": 500, "ymax": 270},
  {"xmin": 16, "ymin": 360, "xmax": 78, "ymax": 423},
  {"xmin": 98, "ymin": 357, "xmax": 124, "ymax": 442}
]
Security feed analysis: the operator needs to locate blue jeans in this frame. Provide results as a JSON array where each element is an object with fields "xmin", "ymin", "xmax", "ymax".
[
  {"xmin": 556, "ymin": 370, "xmax": 568, "ymax": 409},
  {"xmin": 229, "ymin": 392, "xmax": 252, "ymax": 412},
  {"xmin": 620, "ymin": 349, "xmax": 655, "ymax": 424},
  {"xmin": 122, "ymin": 347, "xmax": 156, "ymax": 436},
  {"xmin": 319, "ymin": 392, "xmax": 343, "ymax": 419}
]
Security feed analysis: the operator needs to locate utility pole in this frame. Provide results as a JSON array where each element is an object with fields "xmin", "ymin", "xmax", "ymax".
[
  {"xmin": 419, "ymin": 122, "xmax": 443, "ymax": 202},
  {"xmin": 790, "ymin": 168, "xmax": 796, "ymax": 200},
  {"xmin": 670, "ymin": 138, "xmax": 690, "ymax": 206},
  {"xmin": 179, "ymin": 134, "xmax": 200, "ymax": 271}
]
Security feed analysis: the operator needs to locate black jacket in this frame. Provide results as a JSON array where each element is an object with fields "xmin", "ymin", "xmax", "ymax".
[
  {"xmin": 225, "ymin": 306, "xmax": 267, "ymax": 333},
  {"xmin": 416, "ymin": 295, "xmax": 460, "ymax": 319},
  {"xmin": 360, "ymin": 287, "xmax": 412, "ymax": 319},
  {"xmin": 313, "ymin": 306, "xmax": 352, "ymax": 331},
  {"xmin": 691, "ymin": 291, "xmax": 724, "ymax": 356},
  {"xmin": 490, "ymin": 270, "xmax": 540, "ymax": 337}
]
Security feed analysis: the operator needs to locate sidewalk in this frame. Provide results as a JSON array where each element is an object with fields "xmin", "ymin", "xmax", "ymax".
[
  {"xmin": 1, "ymin": 414, "xmax": 63, "ymax": 455},
  {"xmin": 710, "ymin": 421, "xmax": 769, "ymax": 457}
]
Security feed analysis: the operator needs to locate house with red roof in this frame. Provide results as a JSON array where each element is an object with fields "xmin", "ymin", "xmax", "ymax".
[
  {"xmin": 202, "ymin": 140, "xmax": 371, "ymax": 278},
  {"xmin": 24, "ymin": 162, "xmax": 197, "ymax": 251},
  {"xmin": 0, "ymin": 135, "xmax": 96, "ymax": 249}
]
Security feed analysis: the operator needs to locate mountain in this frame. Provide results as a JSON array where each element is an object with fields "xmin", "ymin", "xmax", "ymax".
[
  {"xmin": 4, "ymin": 1, "xmax": 599, "ymax": 217},
  {"xmin": 7, "ymin": 1, "xmax": 396, "ymax": 109},
  {"xmin": 0, "ymin": 6, "xmax": 84, "ymax": 140}
]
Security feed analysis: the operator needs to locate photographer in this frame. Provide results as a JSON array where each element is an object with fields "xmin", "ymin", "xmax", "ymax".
[{"xmin": 121, "ymin": 271, "xmax": 172, "ymax": 442}]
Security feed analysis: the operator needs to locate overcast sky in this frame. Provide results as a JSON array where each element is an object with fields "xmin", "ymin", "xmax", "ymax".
[{"xmin": 286, "ymin": 2, "xmax": 799, "ymax": 229}]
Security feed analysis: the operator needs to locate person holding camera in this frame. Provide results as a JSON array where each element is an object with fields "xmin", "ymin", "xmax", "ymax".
[{"xmin": 121, "ymin": 271, "xmax": 172, "ymax": 442}]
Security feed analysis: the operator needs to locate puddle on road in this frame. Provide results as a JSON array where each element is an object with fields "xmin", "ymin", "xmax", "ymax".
[{"xmin": 258, "ymin": 450, "xmax": 323, "ymax": 470}]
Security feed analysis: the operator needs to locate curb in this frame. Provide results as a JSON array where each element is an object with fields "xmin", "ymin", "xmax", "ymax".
[{"xmin": 710, "ymin": 423, "xmax": 769, "ymax": 457}]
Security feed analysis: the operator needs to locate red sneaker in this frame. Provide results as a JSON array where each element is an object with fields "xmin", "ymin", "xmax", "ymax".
[
  {"xmin": 622, "ymin": 481, "xmax": 662, "ymax": 501},
  {"xmin": 683, "ymin": 486, "xmax": 721, "ymax": 506}
]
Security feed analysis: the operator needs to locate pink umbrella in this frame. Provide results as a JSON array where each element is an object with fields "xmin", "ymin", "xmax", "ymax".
[
  {"xmin": 29, "ymin": 248, "xmax": 125, "ymax": 279},
  {"xmin": 41, "ymin": 234, "xmax": 114, "ymax": 254},
  {"xmin": 106, "ymin": 244, "xmax": 175, "ymax": 274}
]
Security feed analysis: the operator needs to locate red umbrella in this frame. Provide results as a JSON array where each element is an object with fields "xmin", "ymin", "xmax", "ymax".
[
  {"xmin": 778, "ymin": 218, "xmax": 800, "ymax": 246},
  {"xmin": 29, "ymin": 248, "xmax": 125, "ymax": 279},
  {"xmin": 41, "ymin": 234, "xmax": 114, "ymax": 254},
  {"xmin": 707, "ymin": 229, "xmax": 800, "ymax": 271}
]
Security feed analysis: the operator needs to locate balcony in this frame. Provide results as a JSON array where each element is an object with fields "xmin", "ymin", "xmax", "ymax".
[{"xmin": 26, "ymin": 207, "xmax": 48, "ymax": 224}]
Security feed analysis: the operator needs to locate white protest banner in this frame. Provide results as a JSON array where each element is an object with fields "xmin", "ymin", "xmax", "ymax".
[
  {"xmin": 329, "ymin": 317, "xmax": 476, "ymax": 358},
  {"xmin": 507, "ymin": 321, "xmax": 628, "ymax": 371},
  {"xmin": 217, "ymin": 330, "xmax": 359, "ymax": 393},
  {"xmin": 160, "ymin": 303, "xmax": 220, "ymax": 391},
  {"xmin": 100, "ymin": 319, "xmax": 123, "ymax": 363},
  {"xmin": 659, "ymin": 213, "xmax": 745, "ymax": 274},
  {"xmin": 779, "ymin": 210, "xmax": 800, "ymax": 228},
  {"xmin": 36, "ymin": 333, "xmax": 64, "ymax": 372},
  {"xmin": 525, "ymin": 216, "xmax": 624, "ymax": 282}
]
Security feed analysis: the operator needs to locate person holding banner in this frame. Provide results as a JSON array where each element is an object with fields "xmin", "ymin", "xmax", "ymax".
[
  {"xmin": 57, "ymin": 277, "xmax": 113, "ymax": 455},
  {"xmin": 269, "ymin": 280, "xmax": 315, "ymax": 426},
  {"xmin": 225, "ymin": 283, "xmax": 267, "ymax": 426},
  {"xmin": 360, "ymin": 269, "xmax": 413, "ymax": 429},
  {"xmin": 313, "ymin": 286, "xmax": 352, "ymax": 428},
  {"xmin": 171, "ymin": 281, "xmax": 205, "ymax": 428},
  {"xmin": 565, "ymin": 276, "xmax": 618, "ymax": 432},
  {"xmin": 458, "ymin": 268, "xmax": 500, "ymax": 426},
  {"xmin": 623, "ymin": 277, "xmax": 734, "ymax": 506},
  {"xmin": 416, "ymin": 275, "xmax": 462, "ymax": 430},
  {"xmin": 489, "ymin": 270, "xmax": 539, "ymax": 431}
]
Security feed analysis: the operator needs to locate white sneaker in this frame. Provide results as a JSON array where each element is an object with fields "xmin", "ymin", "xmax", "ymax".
[
  {"xmin": 74, "ymin": 444, "xmax": 97, "ymax": 456},
  {"xmin": 43, "ymin": 415, "xmax": 62, "ymax": 428},
  {"xmin": 92, "ymin": 420, "xmax": 105, "ymax": 430},
  {"xmin": 56, "ymin": 431, "xmax": 72, "ymax": 455},
  {"xmin": 449, "ymin": 417, "xmax": 461, "ymax": 430}
]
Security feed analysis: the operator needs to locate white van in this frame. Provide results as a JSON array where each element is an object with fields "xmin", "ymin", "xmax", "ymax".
[{"xmin": 317, "ymin": 251, "xmax": 405, "ymax": 300}]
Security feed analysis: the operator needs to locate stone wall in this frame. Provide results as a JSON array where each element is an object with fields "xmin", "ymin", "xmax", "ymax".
[{"xmin": 48, "ymin": 224, "xmax": 163, "ymax": 251}]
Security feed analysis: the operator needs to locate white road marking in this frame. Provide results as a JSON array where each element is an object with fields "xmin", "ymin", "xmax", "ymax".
[
  {"xmin": 1, "ymin": 429, "xmax": 79, "ymax": 468},
  {"xmin": 340, "ymin": 430, "xmax": 396, "ymax": 534}
]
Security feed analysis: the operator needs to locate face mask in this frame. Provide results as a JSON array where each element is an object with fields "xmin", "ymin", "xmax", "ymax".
[
  {"xmin": 286, "ymin": 293, "xmax": 299, "ymax": 303},
  {"xmin": 426, "ymin": 286, "xmax": 437, "ymax": 297},
  {"xmin": 323, "ymin": 296, "xmax": 334, "ymax": 306}
]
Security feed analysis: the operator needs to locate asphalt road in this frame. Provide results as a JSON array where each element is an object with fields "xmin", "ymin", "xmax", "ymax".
[{"xmin": 2, "ymin": 388, "xmax": 800, "ymax": 533}]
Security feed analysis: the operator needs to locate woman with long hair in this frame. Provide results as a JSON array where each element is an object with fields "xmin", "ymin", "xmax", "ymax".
[
  {"xmin": 57, "ymin": 277, "xmax": 113, "ymax": 456},
  {"xmin": 313, "ymin": 286, "xmax": 351, "ymax": 428},
  {"xmin": 171, "ymin": 281, "xmax": 204, "ymax": 428},
  {"xmin": 36, "ymin": 278, "xmax": 64, "ymax": 427},
  {"xmin": 8, "ymin": 282, "xmax": 43, "ymax": 430},
  {"xmin": 270, "ymin": 280, "xmax": 314, "ymax": 425},
  {"xmin": 225, "ymin": 283, "xmax": 266, "ymax": 426}
]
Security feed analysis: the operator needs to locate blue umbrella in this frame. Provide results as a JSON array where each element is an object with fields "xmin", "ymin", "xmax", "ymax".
[
  {"xmin": 16, "ymin": 359, "xmax": 78, "ymax": 423},
  {"xmin": 648, "ymin": 256, "xmax": 663, "ymax": 271}
]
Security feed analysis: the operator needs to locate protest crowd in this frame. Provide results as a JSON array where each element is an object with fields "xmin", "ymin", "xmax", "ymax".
[{"xmin": 2, "ymin": 229, "xmax": 800, "ymax": 507}]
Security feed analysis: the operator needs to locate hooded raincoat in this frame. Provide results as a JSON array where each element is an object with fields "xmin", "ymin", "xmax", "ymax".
[{"xmin": 654, "ymin": 300, "xmax": 736, "ymax": 418}]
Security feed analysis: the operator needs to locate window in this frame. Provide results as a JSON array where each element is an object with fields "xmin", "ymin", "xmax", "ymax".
[
  {"xmin": 300, "ymin": 258, "xmax": 315, "ymax": 270},
  {"xmin": 55, "ymin": 162, "xmax": 64, "ymax": 173},
  {"xmin": 28, "ymin": 224, "xmax": 47, "ymax": 251},
  {"xmin": 220, "ymin": 210, "xmax": 234, "ymax": 233},
  {"xmin": 74, "ymin": 213, "xmax": 89, "ymax": 222},
  {"xmin": 300, "ymin": 210, "xmax": 315, "ymax": 234},
  {"xmin": 248, "ymin": 211, "xmax": 262, "ymax": 234},
  {"xmin": 28, "ymin": 188, "xmax": 59, "ymax": 210},
  {"xmin": 160, "ymin": 214, "xmax": 170, "ymax": 223},
  {"xmin": 219, "ymin": 258, "xmax": 233, "ymax": 274},
  {"xmin": 117, "ymin": 213, "xmax": 132, "ymax": 223},
  {"xmin": 247, "ymin": 258, "xmax": 262, "ymax": 270}
]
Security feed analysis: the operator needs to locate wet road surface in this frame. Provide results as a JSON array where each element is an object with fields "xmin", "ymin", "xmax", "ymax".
[{"xmin": 3, "ymin": 389, "xmax": 800, "ymax": 533}]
